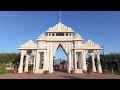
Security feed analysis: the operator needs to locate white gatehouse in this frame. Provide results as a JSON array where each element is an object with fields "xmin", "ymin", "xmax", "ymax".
[{"xmin": 18, "ymin": 22, "xmax": 103, "ymax": 74}]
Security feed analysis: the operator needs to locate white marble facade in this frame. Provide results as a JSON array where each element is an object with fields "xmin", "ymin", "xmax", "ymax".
[{"xmin": 18, "ymin": 22, "xmax": 102, "ymax": 74}]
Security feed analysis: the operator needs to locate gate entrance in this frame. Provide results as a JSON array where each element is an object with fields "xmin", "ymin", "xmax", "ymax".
[{"xmin": 18, "ymin": 22, "xmax": 103, "ymax": 74}]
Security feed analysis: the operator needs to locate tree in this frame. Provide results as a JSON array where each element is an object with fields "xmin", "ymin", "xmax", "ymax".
[{"xmin": 0, "ymin": 53, "xmax": 20, "ymax": 68}]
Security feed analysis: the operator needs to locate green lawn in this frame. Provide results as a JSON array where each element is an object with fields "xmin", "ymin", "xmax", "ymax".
[
  {"xmin": 108, "ymin": 69, "xmax": 120, "ymax": 75},
  {"xmin": 0, "ymin": 69, "xmax": 13, "ymax": 74}
]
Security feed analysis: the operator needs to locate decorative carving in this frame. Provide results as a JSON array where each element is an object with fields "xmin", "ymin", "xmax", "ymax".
[
  {"xmin": 46, "ymin": 22, "xmax": 74, "ymax": 32},
  {"xmin": 37, "ymin": 33, "xmax": 46, "ymax": 40},
  {"xmin": 32, "ymin": 50, "xmax": 37, "ymax": 55},
  {"xmin": 84, "ymin": 40, "xmax": 100, "ymax": 48},
  {"xmin": 75, "ymin": 41, "xmax": 82, "ymax": 48},
  {"xmin": 21, "ymin": 50, "xmax": 27, "ymax": 55},
  {"xmin": 53, "ymin": 42, "xmax": 59, "ymax": 56},
  {"xmin": 74, "ymin": 33, "xmax": 83, "ymax": 40},
  {"xmin": 38, "ymin": 42, "xmax": 46, "ymax": 48},
  {"xmin": 20, "ymin": 40, "xmax": 37, "ymax": 48}
]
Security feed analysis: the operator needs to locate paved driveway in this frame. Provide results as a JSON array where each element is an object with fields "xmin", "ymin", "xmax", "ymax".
[{"xmin": 0, "ymin": 71, "xmax": 120, "ymax": 79}]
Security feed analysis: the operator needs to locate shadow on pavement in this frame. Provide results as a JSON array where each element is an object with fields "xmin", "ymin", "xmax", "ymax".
[
  {"xmin": 54, "ymin": 69, "xmax": 67, "ymax": 73},
  {"xmin": 60, "ymin": 75, "xmax": 82, "ymax": 79}
]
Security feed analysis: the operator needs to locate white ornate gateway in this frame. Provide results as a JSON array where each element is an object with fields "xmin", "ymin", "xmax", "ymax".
[{"xmin": 18, "ymin": 22, "xmax": 103, "ymax": 74}]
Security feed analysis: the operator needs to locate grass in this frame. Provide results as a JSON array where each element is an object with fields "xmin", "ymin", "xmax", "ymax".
[
  {"xmin": 113, "ymin": 71, "xmax": 120, "ymax": 75},
  {"xmin": 108, "ymin": 69, "xmax": 120, "ymax": 75},
  {"xmin": 0, "ymin": 69, "xmax": 13, "ymax": 75}
]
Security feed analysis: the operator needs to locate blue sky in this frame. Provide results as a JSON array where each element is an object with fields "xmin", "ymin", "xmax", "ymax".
[{"xmin": 0, "ymin": 11, "xmax": 120, "ymax": 60}]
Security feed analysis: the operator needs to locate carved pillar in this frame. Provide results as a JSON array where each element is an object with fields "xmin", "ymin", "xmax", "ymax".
[
  {"xmin": 79, "ymin": 53, "xmax": 83, "ymax": 69},
  {"xmin": 97, "ymin": 50, "xmax": 102, "ymax": 73},
  {"xmin": 43, "ymin": 50, "xmax": 46, "ymax": 70},
  {"xmin": 78, "ymin": 53, "xmax": 80, "ymax": 69},
  {"xmin": 33, "ymin": 50, "xmax": 37, "ymax": 71},
  {"xmin": 54, "ymin": 33, "xmax": 56, "ymax": 36},
  {"xmin": 64, "ymin": 33, "xmax": 66, "ymax": 36},
  {"xmin": 74, "ymin": 50, "xmax": 77, "ymax": 70},
  {"xmin": 46, "ymin": 42, "xmax": 50, "ymax": 70},
  {"xmin": 68, "ymin": 42, "xmax": 71, "ymax": 73},
  {"xmin": 18, "ymin": 50, "xmax": 25, "ymax": 73},
  {"xmin": 35, "ymin": 51, "xmax": 40, "ymax": 71},
  {"xmin": 33, "ymin": 55, "xmax": 36, "ymax": 71},
  {"xmin": 71, "ymin": 42, "xmax": 74, "ymax": 70},
  {"xmin": 24, "ymin": 54, "xmax": 29, "ymax": 72},
  {"xmin": 82, "ymin": 50, "xmax": 87, "ymax": 71},
  {"xmin": 49, "ymin": 42, "xmax": 53, "ymax": 73},
  {"xmin": 90, "ymin": 53, "xmax": 96, "ymax": 72}
]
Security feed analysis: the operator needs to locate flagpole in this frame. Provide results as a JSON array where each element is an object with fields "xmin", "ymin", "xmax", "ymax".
[{"xmin": 60, "ymin": 11, "xmax": 61, "ymax": 22}]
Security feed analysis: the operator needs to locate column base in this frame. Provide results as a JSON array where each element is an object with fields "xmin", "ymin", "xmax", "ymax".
[
  {"xmin": 18, "ymin": 69, "xmax": 23, "ymax": 73},
  {"xmin": 97, "ymin": 65, "xmax": 103, "ymax": 73},
  {"xmin": 75, "ymin": 69, "xmax": 83, "ymax": 73},
  {"xmin": 34, "ymin": 69, "xmax": 44, "ymax": 73},
  {"xmin": 24, "ymin": 70, "xmax": 28, "ymax": 72},
  {"xmin": 92, "ymin": 68, "xmax": 97, "ymax": 72},
  {"xmin": 67, "ymin": 68, "xmax": 71, "ymax": 73},
  {"xmin": 98, "ymin": 71, "xmax": 103, "ymax": 73},
  {"xmin": 49, "ymin": 69, "xmax": 53, "ymax": 73},
  {"xmin": 97, "ymin": 69, "xmax": 103, "ymax": 73}
]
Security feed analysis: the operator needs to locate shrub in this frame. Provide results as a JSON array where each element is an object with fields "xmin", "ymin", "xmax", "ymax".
[
  {"xmin": 0, "ymin": 64, "xmax": 7, "ymax": 74},
  {"xmin": 43, "ymin": 70, "xmax": 49, "ymax": 74}
]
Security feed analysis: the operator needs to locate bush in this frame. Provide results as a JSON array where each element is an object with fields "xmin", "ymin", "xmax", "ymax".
[
  {"xmin": 43, "ymin": 70, "xmax": 49, "ymax": 74},
  {"xmin": 6, "ymin": 70, "xmax": 13, "ymax": 73},
  {"xmin": 0, "ymin": 64, "xmax": 7, "ymax": 74},
  {"xmin": 28, "ymin": 64, "xmax": 33, "ymax": 70}
]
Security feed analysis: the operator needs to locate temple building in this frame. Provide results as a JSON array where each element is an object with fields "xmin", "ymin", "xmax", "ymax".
[{"xmin": 18, "ymin": 22, "xmax": 103, "ymax": 74}]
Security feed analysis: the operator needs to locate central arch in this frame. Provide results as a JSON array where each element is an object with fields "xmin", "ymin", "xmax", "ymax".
[
  {"xmin": 52, "ymin": 42, "xmax": 69, "ymax": 57},
  {"xmin": 48, "ymin": 42, "xmax": 72, "ymax": 73},
  {"xmin": 53, "ymin": 43, "xmax": 67, "ymax": 57},
  {"xmin": 53, "ymin": 44, "xmax": 68, "ymax": 73}
]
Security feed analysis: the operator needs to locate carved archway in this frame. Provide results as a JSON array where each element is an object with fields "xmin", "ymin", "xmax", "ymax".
[
  {"xmin": 52, "ymin": 42, "xmax": 69, "ymax": 73},
  {"xmin": 52, "ymin": 42, "xmax": 69, "ymax": 57}
]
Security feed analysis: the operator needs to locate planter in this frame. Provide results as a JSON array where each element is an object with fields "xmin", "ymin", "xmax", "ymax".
[
  {"xmin": 28, "ymin": 70, "xmax": 33, "ymax": 74},
  {"xmin": 103, "ymin": 70, "xmax": 108, "ymax": 74},
  {"xmin": 13, "ymin": 70, "xmax": 17, "ymax": 74},
  {"xmin": 71, "ymin": 70, "xmax": 75, "ymax": 74},
  {"xmin": 87, "ymin": 71, "xmax": 92, "ymax": 74},
  {"xmin": 87, "ymin": 70, "xmax": 92, "ymax": 74}
]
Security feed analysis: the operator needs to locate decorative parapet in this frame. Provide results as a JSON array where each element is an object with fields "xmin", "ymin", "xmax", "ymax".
[
  {"xmin": 37, "ymin": 33, "xmax": 46, "ymax": 41},
  {"xmin": 46, "ymin": 22, "xmax": 74, "ymax": 32},
  {"xmin": 18, "ymin": 40, "xmax": 37, "ymax": 49},
  {"xmin": 74, "ymin": 33, "xmax": 83, "ymax": 40},
  {"xmin": 81, "ymin": 40, "xmax": 102, "ymax": 49}
]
